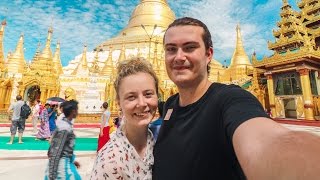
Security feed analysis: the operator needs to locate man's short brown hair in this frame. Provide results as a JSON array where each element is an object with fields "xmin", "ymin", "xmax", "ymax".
[{"xmin": 164, "ymin": 17, "xmax": 213, "ymax": 73}]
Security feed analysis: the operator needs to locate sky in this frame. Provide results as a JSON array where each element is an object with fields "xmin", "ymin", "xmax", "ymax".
[{"xmin": 0, "ymin": 0, "xmax": 300, "ymax": 66}]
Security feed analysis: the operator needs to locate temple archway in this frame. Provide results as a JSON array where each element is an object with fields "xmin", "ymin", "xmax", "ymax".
[{"xmin": 24, "ymin": 85, "xmax": 41, "ymax": 104}]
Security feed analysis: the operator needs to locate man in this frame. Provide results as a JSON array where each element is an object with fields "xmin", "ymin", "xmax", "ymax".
[
  {"xmin": 153, "ymin": 17, "xmax": 320, "ymax": 179},
  {"xmin": 7, "ymin": 95, "xmax": 25, "ymax": 144},
  {"xmin": 31, "ymin": 99, "xmax": 40, "ymax": 133}
]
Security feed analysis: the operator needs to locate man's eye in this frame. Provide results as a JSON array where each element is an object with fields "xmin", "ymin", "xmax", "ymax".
[
  {"xmin": 184, "ymin": 46, "xmax": 196, "ymax": 52},
  {"xmin": 145, "ymin": 92, "xmax": 154, "ymax": 98},
  {"xmin": 166, "ymin": 47, "xmax": 176, "ymax": 52}
]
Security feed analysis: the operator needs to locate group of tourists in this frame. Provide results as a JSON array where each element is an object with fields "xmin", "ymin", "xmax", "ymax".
[
  {"xmin": 7, "ymin": 96, "xmax": 63, "ymax": 144},
  {"xmin": 6, "ymin": 17, "xmax": 320, "ymax": 179}
]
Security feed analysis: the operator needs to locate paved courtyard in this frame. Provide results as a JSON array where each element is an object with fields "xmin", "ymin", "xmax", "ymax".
[{"xmin": 0, "ymin": 123, "xmax": 320, "ymax": 180}]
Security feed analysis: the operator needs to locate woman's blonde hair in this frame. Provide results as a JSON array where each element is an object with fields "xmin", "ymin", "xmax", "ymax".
[{"xmin": 114, "ymin": 57, "xmax": 159, "ymax": 100}]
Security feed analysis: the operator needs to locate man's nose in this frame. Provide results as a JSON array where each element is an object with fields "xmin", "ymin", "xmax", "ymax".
[{"xmin": 174, "ymin": 48, "xmax": 186, "ymax": 61}]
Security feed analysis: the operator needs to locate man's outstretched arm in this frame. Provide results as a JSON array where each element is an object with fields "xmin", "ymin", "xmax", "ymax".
[{"xmin": 233, "ymin": 117, "xmax": 320, "ymax": 180}]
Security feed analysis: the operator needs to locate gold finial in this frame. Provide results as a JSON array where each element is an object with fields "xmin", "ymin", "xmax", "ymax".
[
  {"xmin": 52, "ymin": 41, "xmax": 63, "ymax": 75},
  {"xmin": 141, "ymin": 0, "xmax": 167, "ymax": 3},
  {"xmin": 101, "ymin": 46, "xmax": 114, "ymax": 76},
  {"xmin": 40, "ymin": 26, "xmax": 53, "ymax": 60},
  {"xmin": 118, "ymin": 44, "xmax": 126, "ymax": 62},
  {"xmin": 81, "ymin": 45, "xmax": 88, "ymax": 68},
  {"xmin": 1, "ymin": 19, "xmax": 6, "ymax": 26}
]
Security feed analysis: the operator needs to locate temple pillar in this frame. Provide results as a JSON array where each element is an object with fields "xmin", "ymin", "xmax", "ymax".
[
  {"xmin": 48, "ymin": 90, "xmax": 52, "ymax": 98},
  {"xmin": 265, "ymin": 72, "xmax": 276, "ymax": 118},
  {"xmin": 0, "ymin": 86, "xmax": 5, "ymax": 108},
  {"xmin": 40, "ymin": 87, "xmax": 46, "ymax": 103},
  {"xmin": 298, "ymin": 68, "xmax": 314, "ymax": 120},
  {"xmin": 5, "ymin": 88, "xmax": 12, "ymax": 109}
]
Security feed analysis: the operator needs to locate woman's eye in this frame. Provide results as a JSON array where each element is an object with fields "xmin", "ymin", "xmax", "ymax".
[{"xmin": 127, "ymin": 96, "xmax": 135, "ymax": 100}]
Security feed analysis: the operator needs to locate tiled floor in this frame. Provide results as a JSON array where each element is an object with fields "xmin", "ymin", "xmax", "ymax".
[{"xmin": 0, "ymin": 123, "xmax": 320, "ymax": 180}]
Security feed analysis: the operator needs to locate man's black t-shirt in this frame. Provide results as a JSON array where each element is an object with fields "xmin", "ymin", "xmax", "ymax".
[{"xmin": 153, "ymin": 83, "xmax": 269, "ymax": 180}]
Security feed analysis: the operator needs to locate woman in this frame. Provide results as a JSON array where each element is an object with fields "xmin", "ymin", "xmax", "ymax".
[
  {"xmin": 96, "ymin": 102, "xmax": 114, "ymax": 152},
  {"xmin": 45, "ymin": 100, "xmax": 81, "ymax": 180},
  {"xmin": 48, "ymin": 105, "xmax": 57, "ymax": 134},
  {"xmin": 36, "ymin": 103, "xmax": 51, "ymax": 140},
  {"xmin": 90, "ymin": 57, "xmax": 158, "ymax": 180}
]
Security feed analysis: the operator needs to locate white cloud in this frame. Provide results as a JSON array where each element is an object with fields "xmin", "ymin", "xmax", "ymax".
[
  {"xmin": 180, "ymin": 0, "xmax": 283, "ymax": 63},
  {"xmin": 0, "ymin": 0, "xmax": 287, "ymax": 66}
]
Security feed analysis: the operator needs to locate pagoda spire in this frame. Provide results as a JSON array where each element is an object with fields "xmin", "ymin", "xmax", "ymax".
[
  {"xmin": 0, "ymin": 19, "xmax": 6, "ymax": 71},
  {"xmin": 31, "ymin": 27, "xmax": 54, "ymax": 73},
  {"xmin": 229, "ymin": 24, "xmax": 251, "ymax": 68},
  {"xmin": 90, "ymin": 49, "xmax": 100, "ymax": 74},
  {"xmin": 7, "ymin": 34, "xmax": 26, "ymax": 73},
  {"xmin": 52, "ymin": 41, "xmax": 63, "ymax": 75},
  {"xmin": 101, "ymin": 46, "xmax": 114, "ymax": 76},
  {"xmin": 41, "ymin": 26, "xmax": 53, "ymax": 59},
  {"xmin": 72, "ymin": 45, "xmax": 89, "ymax": 76},
  {"xmin": 118, "ymin": 44, "xmax": 126, "ymax": 62}
]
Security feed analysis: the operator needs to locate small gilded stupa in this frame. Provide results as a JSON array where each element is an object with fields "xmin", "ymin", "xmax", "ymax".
[{"xmin": 220, "ymin": 24, "xmax": 253, "ymax": 84}]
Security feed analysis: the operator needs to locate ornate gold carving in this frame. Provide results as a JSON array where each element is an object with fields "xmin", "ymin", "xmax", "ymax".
[
  {"xmin": 296, "ymin": 96, "xmax": 304, "ymax": 118},
  {"xmin": 275, "ymin": 97, "xmax": 284, "ymax": 117},
  {"xmin": 64, "ymin": 87, "xmax": 76, "ymax": 101}
]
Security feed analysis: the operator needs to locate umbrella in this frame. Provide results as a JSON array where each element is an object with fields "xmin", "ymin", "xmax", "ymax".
[{"xmin": 46, "ymin": 97, "xmax": 65, "ymax": 104}]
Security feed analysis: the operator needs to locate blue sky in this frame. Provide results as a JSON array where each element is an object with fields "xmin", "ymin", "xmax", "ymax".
[{"xmin": 0, "ymin": 0, "xmax": 299, "ymax": 66}]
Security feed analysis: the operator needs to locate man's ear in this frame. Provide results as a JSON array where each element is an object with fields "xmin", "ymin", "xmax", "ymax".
[{"xmin": 206, "ymin": 47, "xmax": 214, "ymax": 57}]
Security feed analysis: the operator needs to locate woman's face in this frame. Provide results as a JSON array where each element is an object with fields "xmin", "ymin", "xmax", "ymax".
[{"xmin": 118, "ymin": 72, "xmax": 158, "ymax": 129}]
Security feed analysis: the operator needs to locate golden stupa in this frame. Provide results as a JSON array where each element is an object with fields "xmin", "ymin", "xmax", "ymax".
[{"xmin": 219, "ymin": 24, "xmax": 253, "ymax": 85}]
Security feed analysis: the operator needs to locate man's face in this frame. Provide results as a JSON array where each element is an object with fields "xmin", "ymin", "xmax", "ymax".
[{"xmin": 164, "ymin": 25, "xmax": 213, "ymax": 88}]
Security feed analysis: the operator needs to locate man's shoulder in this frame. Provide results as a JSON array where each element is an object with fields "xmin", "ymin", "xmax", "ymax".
[
  {"xmin": 209, "ymin": 83, "xmax": 244, "ymax": 97},
  {"xmin": 165, "ymin": 93, "xmax": 179, "ymax": 108},
  {"xmin": 14, "ymin": 101, "xmax": 25, "ymax": 107}
]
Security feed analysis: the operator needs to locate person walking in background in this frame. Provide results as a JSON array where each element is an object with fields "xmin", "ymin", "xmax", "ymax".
[
  {"xmin": 48, "ymin": 104, "xmax": 58, "ymax": 134},
  {"xmin": 45, "ymin": 100, "xmax": 81, "ymax": 180},
  {"xmin": 36, "ymin": 103, "xmax": 51, "ymax": 140},
  {"xmin": 7, "ymin": 95, "xmax": 25, "ymax": 144},
  {"xmin": 91, "ymin": 57, "xmax": 158, "ymax": 180},
  {"xmin": 31, "ymin": 99, "xmax": 41, "ymax": 134},
  {"xmin": 96, "ymin": 102, "xmax": 113, "ymax": 152}
]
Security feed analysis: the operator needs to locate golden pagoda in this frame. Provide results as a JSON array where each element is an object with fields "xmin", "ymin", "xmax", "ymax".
[
  {"xmin": 253, "ymin": 0, "xmax": 320, "ymax": 120},
  {"xmin": 62, "ymin": 0, "xmax": 177, "ymax": 114},
  {"xmin": 6, "ymin": 34, "xmax": 26, "ymax": 74},
  {"xmin": 0, "ymin": 20, "xmax": 6, "ymax": 72},
  {"xmin": 17, "ymin": 27, "xmax": 60, "ymax": 103},
  {"xmin": 220, "ymin": 24, "xmax": 253, "ymax": 85}
]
